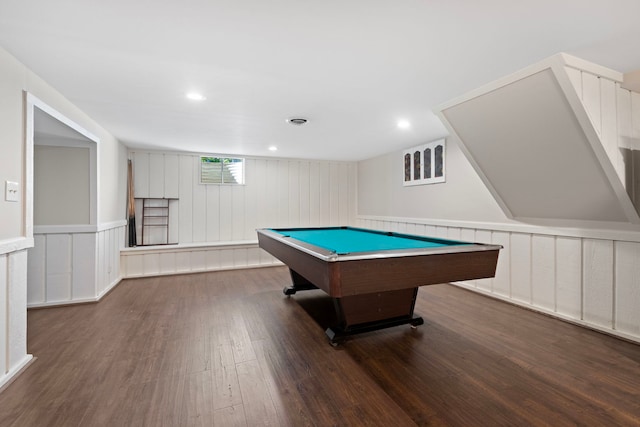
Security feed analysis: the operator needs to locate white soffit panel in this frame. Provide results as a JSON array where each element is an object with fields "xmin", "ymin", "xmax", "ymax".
[{"xmin": 437, "ymin": 56, "xmax": 640, "ymax": 225}]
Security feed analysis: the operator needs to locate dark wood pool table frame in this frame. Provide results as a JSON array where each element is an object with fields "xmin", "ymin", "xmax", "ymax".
[{"xmin": 257, "ymin": 227, "xmax": 502, "ymax": 344}]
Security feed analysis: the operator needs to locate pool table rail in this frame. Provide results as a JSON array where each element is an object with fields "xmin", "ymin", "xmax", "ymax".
[
  {"xmin": 257, "ymin": 227, "xmax": 502, "ymax": 297},
  {"xmin": 257, "ymin": 227, "xmax": 501, "ymax": 262}
]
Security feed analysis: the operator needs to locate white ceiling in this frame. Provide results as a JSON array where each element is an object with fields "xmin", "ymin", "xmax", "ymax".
[{"xmin": 2, "ymin": 0, "xmax": 640, "ymax": 161}]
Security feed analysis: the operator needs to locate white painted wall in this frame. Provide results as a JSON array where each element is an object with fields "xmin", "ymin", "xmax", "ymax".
[
  {"xmin": 0, "ymin": 45, "xmax": 127, "ymax": 387},
  {"xmin": 358, "ymin": 135, "xmax": 509, "ymax": 223},
  {"xmin": 123, "ymin": 151, "xmax": 357, "ymax": 278},
  {"xmin": 0, "ymin": 49, "xmax": 27, "ymax": 241},
  {"xmin": 24, "ymin": 87, "xmax": 128, "ymax": 228},
  {"xmin": 130, "ymin": 151, "xmax": 357, "ymax": 242},
  {"xmin": 34, "ymin": 145, "xmax": 91, "ymax": 225}
]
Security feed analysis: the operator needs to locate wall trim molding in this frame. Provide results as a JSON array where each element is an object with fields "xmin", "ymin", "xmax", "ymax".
[
  {"xmin": 121, "ymin": 240, "xmax": 259, "ymax": 254},
  {"xmin": 0, "ymin": 354, "xmax": 33, "ymax": 391},
  {"xmin": 357, "ymin": 215, "xmax": 640, "ymax": 243},
  {"xmin": 0, "ymin": 237, "xmax": 34, "ymax": 255},
  {"xmin": 98, "ymin": 220, "xmax": 127, "ymax": 232},
  {"xmin": 34, "ymin": 225, "xmax": 98, "ymax": 234},
  {"xmin": 97, "ymin": 275, "xmax": 122, "ymax": 301},
  {"xmin": 33, "ymin": 220, "xmax": 127, "ymax": 235},
  {"xmin": 28, "ymin": 298, "xmax": 99, "ymax": 309}
]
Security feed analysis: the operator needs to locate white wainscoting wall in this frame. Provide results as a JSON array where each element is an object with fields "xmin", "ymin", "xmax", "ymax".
[
  {"xmin": 27, "ymin": 222, "xmax": 126, "ymax": 307},
  {"xmin": 357, "ymin": 216, "xmax": 640, "ymax": 345},
  {"xmin": 122, "ymin": 152, "xmax": 357, "ymax": 278},
  {"xmin": 0, "ymin": 243, "xmax": 33, "ymax": 390},
  {"xmin": 121, "ymin": 241, "xmax": 280, "ymax": 278},
  {"xmin": 96, "ymin": 223, "xmax": 126, "ymax": 299}
]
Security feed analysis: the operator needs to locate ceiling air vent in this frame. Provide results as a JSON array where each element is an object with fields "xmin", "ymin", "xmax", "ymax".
[{"xmin": 287, "ymin": 117, "xmax": 308, "ymax": 125}]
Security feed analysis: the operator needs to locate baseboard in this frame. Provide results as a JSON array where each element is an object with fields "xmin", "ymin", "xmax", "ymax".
[
  {"xmin": 451, "ymin": 282, "xmax": 640, "ymax": 345},
  {"xmin": 0, "ymin": 355, "xmax": 35, "ymax": 393},
  {"xmin": 96, "ymin": 276, "xmax": 123, "ymax": 301},
  {"xmin": 27, "ymin": 277, "xmax": 124, "ymax": 309}
]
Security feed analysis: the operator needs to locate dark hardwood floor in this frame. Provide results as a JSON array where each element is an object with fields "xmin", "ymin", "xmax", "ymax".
[{"xmin": 1, "ymin": 266, "xmax": 640, "ymax": 426}]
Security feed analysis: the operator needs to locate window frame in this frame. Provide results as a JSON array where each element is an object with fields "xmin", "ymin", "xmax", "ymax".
[
  {"xmin": 199, "ymin": 156, "xmax": 245, "ymax": 185},
  {"xmin": 402, "ymin": 139, "xmax": 446, "ymax": 186}
]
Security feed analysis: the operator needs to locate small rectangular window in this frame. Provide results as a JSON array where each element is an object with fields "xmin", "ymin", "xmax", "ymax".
[
  {"xmin": 402, "ymin": 139, "xmax": 446, "ymax": 186},
  {"xmin": 200, "ymin": 156, "xmax": 245, "ymax": 184}
]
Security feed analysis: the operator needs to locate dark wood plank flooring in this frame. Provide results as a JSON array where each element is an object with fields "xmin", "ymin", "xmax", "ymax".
[{"xmin": 1, "ymin": 266, "xmax": 640, "ymax": 426}]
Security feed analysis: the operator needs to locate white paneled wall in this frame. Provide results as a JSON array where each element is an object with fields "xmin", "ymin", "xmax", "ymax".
[
  {"xmin": 555, "ymin": 237, "xmax": 582, "ymax": 319},
  {"xmin": 0, "ymin": 254, "xmax": 6, "ymax": 381},
  {"xmin": 131, "ymin": 152, "xmax": 357, "ymax": 243},
  {"xmin": 123, "ymin": 152, "xmax": 357, "ymax": 278},
  {"xmin": 566, "ymin": 65, "xmax": 640, "ymax": 189},
  {"xmin": 615, "ymin": 242, "xmax": 640, "ymax": 337},
  {"xmin": 582, "ymin": 239, "xmax": 614, "ymax": 329},
  {"xmin": 357, "ymin": 216, "xmax": 640, "ymax": 344},
  {"xmin": 97, "ymin": 225, "xmax": 125, "ymax": 298},
  {"xmin": 0, "ymin": 248, "xmax": 33, "ymax": 389},
  {"xmin": 27, "ymin": 223, "xmax": 125, "ymax": 307}
]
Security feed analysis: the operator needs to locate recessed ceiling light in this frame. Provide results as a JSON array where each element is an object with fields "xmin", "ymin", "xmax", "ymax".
[
  {"xmin": 186, "ymin": 92, "xmax": 206, "ymax": 101},
  {"xmin": 287, "ymin": 117, "xmax": 308, "ymax": 125},
  {"xmin": 268, "ymin": 146, "xmax": 278, "ymax": 151},
  {"xmin": 397, "ymin": 119, "xmax": 411, "ymax": 129}
]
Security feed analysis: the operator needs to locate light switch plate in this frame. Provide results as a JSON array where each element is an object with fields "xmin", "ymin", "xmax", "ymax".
[{"xmin": 5, "ymin": 181, "xmax": 19, "ymax": 202}]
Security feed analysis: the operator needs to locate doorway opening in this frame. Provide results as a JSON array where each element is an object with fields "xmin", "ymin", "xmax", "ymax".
[{"xmin": 25, "ymin": 93, "xmax": 99, "ymax": 306}]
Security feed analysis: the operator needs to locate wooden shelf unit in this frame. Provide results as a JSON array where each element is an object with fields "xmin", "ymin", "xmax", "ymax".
[{"xmin": 137, "ymin": 198, "xmax": 178, "ymax": 246}]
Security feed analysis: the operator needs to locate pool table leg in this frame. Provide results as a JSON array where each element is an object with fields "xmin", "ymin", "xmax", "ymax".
[
  {"xmin": 283, "ymin": 269, "xmax": 318, "ymax": 296},
  {"xmin": 325, "ymin": 287, "xmax": 424, "ymax": 345},
  {"xmin": 326, "ymin": 314, "xmax": 424, "ymax": 345}
]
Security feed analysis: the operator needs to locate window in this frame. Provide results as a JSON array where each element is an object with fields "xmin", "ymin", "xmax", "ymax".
[
  {"xmin": 424, "ymin": 148, "xmax": 432, "ymax": 179},
  {"xmin": 404, "ymin": 153, "xmax": 411, "ymax": 181},
  {"xmin": 200, "ymin": 156, "xmax": 245, "ymax": 184},
  {"xmin": 402, "ymin": 139, "xmax": 446, "ymax": 186},
  {"xmin": 435, "ymin": 145, "xmax": 444, "ymax": 178}
]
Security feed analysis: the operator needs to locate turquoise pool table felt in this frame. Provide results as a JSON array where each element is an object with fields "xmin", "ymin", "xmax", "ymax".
[{"xmin": 274, "ymin": 228, "xmax": 463, "ymax": 255}]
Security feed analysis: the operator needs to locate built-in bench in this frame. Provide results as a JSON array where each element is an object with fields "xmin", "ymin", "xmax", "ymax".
[{"xmin": 120, "ymin": 240, "xmax": 280, "ymax": 278}]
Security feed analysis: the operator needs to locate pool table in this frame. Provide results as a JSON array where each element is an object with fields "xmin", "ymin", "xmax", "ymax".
[{"xmin": 257, "ymin": 226, "xmax": 502, "ymax": 344}]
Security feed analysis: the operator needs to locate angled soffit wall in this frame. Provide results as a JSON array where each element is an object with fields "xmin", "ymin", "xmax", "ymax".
[{"xmin": 436, "ymin": 54, "xmax": 640, "ymax": 226}]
